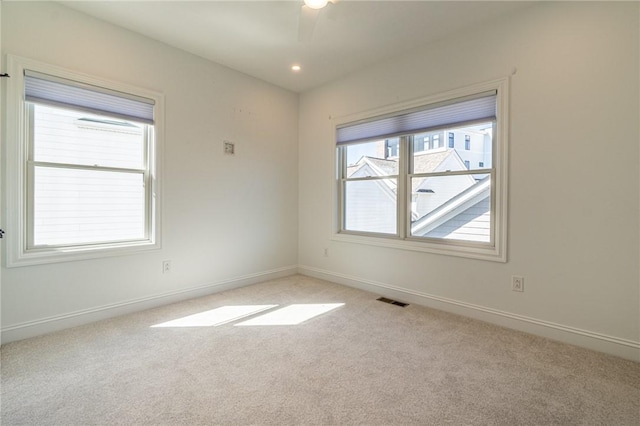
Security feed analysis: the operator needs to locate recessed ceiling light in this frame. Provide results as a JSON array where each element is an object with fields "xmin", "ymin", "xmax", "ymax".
[
  {"xmin": 291, "ymin": 65, "xmax": 302, "ymax": 72},
  {"xmin": 304, "ymin": 0, "xmax": 328, "ymax": 10}
]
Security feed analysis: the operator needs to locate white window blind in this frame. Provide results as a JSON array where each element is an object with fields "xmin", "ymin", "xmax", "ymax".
[
  {"xmin": 336, "ymin": 91, "xmax": 496, "ymax": 145},
  {"xmin": 24, "ymin": 70, "xmax": 155, "ymax": 124}
]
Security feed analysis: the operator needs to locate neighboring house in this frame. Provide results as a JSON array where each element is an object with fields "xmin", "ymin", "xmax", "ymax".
[
  {"xmin": 345, "ymin": 156, "xmax": 398, "ymax": 234},
  {"xmin": 382, "ymin": 124, "xmax": 492, "ymax": 171},
  {"xmin": 413, "ymin": 176, "xmax": 491, "ymax": 242},
  {"xmin": 32, "ymin": 104, "xmax": 146, "ymax": 246},
  {"xmin": 345, "ymin": 147, "xmax": 491, "ymax": 241}
]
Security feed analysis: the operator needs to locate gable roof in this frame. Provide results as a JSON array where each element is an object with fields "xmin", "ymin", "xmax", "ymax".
[
  {"xmin": 347, "ymin": 149, "xmax": 457, "ymax": 179},
  {"xmin": 364, "ymin": 156, "xmax": 398, "ymax": 175},
  {"xmin": 411, "ymin": 175, "xmax": 491, "ymax": 236},
  {"xmin": 412, "ymin": 150, "xmax": 452, "ymax": 174},
  {"xmin": 347, "ymin": 156, "xmax": 397, "ymax": 178}
]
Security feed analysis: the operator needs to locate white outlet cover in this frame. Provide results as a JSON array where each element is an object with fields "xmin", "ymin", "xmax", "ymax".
[{"xmin": 512, "ymin": 275, "xmax": 524, "ymax": 292}]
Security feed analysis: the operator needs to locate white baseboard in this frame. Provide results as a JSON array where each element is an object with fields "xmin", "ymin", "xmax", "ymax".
[
  {"xmin": 0, "ymin": 265, "xmax": 298, "ymax": 345},
  {"xmin": 298, "ymin": 265, "xmax": 640, "ymax": 362}
]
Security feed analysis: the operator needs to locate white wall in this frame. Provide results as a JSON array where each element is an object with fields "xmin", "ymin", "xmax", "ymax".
[
  {"xmin": 1, "ymin": 2, "xmax": 299, "ymax": 340},
  {"xmin": 298, "ymin": 2, "xmax": 640, "ymax": 360}
]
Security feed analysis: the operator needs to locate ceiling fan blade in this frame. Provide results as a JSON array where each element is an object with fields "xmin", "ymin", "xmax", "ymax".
[{"xmin": 298, "ymin": 4, "xmax": 320, "ymax": 42}]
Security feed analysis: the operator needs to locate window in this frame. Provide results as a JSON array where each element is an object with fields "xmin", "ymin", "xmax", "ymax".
[
  {"xmin": 334, "ymin": 79, "xmax": 508, "ymax": 261},
  {"xmin": 465, "ymin": 135, "xmax": 471, "ymax": 150},
  {"xmin": 413, "ymin": 135, "xmax": 427, "ymax": 153},
  {"xmin": 448, "ymin": 132, "xmax": 455, "ymax": 148},
  {"xmin": 5, "ymin": 56, "xmax": 163, "ymax": 266},
  {"xmin": 385, "ymin": 138, "xmax": 399, "ymax": 157}
]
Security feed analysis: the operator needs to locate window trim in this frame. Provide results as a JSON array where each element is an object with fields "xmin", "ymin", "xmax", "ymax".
[
  {"xmin": 5, "ymin": 55, "xmax": 164, "ymax": 267},
  {"xmin": 331, "ymin": 78, "xmax": 508, "ymax": 262}
]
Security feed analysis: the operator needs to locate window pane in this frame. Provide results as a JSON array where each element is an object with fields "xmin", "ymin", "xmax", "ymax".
[
  {"xmin": 345, "ymin": 138, "xmax": 399, "ymax": 177},
  {"xmin": 33, "ymin": 104, "xmax": 145, "ymax": 169},
  {"xmin": 411, "ymin": 174, "xmax": 491, "ymax": 243},
  {"xmin": 33, "ymin": 166, "xmax": 146, "ymax": 246},
  {"xmin": 344, "ymin": 179, "xmax": 397, "ymax": 234},
  {"xmin": 412, "ymin": 122, "xmax": 493, "ymax": 174}
]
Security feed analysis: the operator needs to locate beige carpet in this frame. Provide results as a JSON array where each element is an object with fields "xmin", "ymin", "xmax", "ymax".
[{"xmin": 2, "ymin": 275, "xmax": 639, "ymax": 425}]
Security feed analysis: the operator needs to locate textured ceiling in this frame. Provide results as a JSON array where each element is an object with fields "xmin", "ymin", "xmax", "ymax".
[{"xmin": 61, "ymin": 1, "xmax": 533, "ymax": 93}]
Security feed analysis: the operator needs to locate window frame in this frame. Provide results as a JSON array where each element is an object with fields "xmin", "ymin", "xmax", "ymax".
[
  {"xmin": 331, "ymin": 79, "xmax": 508, "ymax": 262},
  {"xmin": 5, "ymin": 55, "xmax": 164, "ymax": 267}
]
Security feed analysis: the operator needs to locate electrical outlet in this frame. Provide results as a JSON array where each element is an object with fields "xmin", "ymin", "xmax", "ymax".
[
  {"xmin": 323, "ymin": 248, "xmax": 329, "ymax": 257},
  {"xmin": 512, "ymin": 275, "xmax": 524, "ymax": 292},
  {"xmin": 162, "ymin": 260, "xmax": 171, "ymax": 273}
]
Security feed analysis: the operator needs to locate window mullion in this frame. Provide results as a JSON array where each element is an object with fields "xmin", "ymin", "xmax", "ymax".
[
  {"xmin": 397, "ymin": 135, "xmax": 411, "ymax": 239},
  {"xmin": 338, "ymin": 146, "xmax": 346, "ymax": 232}
]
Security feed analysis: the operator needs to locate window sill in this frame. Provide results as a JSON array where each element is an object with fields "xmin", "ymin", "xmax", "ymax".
[
  {"xmin": 331, "ymin": 232, "xmax": 506, "ymax": 262},
  {"xmin": 6, "ymin": 240, "xmax": 161, "ymax": 267}
]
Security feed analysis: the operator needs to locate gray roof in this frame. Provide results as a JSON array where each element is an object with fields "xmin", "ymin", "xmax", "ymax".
[
  {"xmin": 364, "ymin": 156, "xmax": 398, "ymax": 175},
  {"xmin": 347, "ymin": 150, "xmax": 455, "ymax": 178},
  {"xmin": 412, "ymin": 150, "xmax": 452, "ymax": 174}
]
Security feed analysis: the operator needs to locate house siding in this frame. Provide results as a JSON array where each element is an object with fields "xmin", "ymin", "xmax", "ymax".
[{"xmin": 425, "ymin": 197, "xmax": 491, "ymax": 242}]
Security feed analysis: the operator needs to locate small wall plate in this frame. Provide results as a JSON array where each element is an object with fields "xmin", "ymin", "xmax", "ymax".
[{"xmin": 223, "ymin": 140, "xmax": 235, "ymax": 155}]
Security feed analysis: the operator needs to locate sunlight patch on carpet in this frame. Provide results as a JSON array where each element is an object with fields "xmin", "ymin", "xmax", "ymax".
[
  {"xmin": 235, "ymin": 303, "xmax": 344, "ymax": 326},
  {"xmin": 151, "ymin": 305, "xmax": 277, "ymax": 328}
]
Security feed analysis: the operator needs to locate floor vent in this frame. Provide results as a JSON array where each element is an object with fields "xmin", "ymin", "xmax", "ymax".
[{"xmin": 377, "ymin": 297, "xmax": 409, "ymax": 307}]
